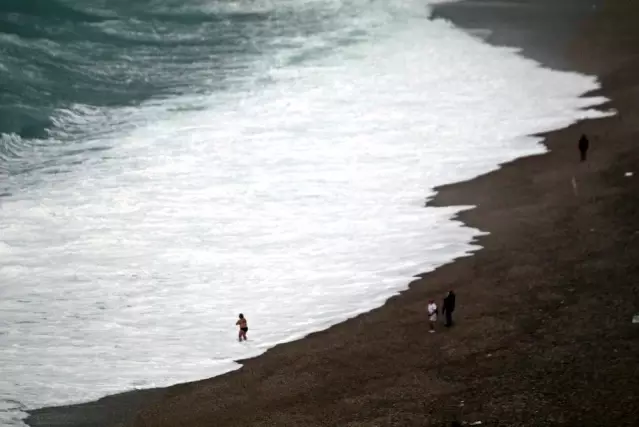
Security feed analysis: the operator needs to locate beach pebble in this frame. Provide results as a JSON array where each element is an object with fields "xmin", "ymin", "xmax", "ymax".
[
  {"xmin": 632, "ymin": 314, "xmax": 639, "ymax": 324},
  {"xmin": 625, "ymin": 172, "xmax": 633, "ymax": 177}
]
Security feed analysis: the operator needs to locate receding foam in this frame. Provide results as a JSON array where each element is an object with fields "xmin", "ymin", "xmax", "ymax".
[{"xmin": 0, "ymin": 0, "xmax": 609, "ymax": 425}]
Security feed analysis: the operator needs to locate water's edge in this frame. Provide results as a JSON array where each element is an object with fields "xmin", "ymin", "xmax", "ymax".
[{"xmin": 23, "ymin": 1, "xmax": 605, "ymax": 426}]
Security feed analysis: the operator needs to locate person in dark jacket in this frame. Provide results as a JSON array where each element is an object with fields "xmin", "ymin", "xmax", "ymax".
[
  {"xmin": 442, "ymin": 290, "xmax": 456, "ymax": 327},
  {"xmin": 578, "ymin": 134, "xmax": 590, "ymax": 162}
]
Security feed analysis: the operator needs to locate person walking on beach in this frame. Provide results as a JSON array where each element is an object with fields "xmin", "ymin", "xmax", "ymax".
[
  {"xmin": 442, "ymin": 290, "xmax": 456, "ymax": 327},
  {"xmin": 578, "ymin": 134, "xmax": 590, "ymax": 162},
  {"xmin": 236, "ymin": 313, "xmax": 248, "ymax": 342},
  {"xmin": 427, "ymin": 300, "xmax": 438, "ymax": 333}
]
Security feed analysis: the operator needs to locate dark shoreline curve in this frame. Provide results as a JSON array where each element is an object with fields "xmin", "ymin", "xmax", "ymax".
[
  {"xmin": 430, "ymin": 0, "xmax": 598, "ymax": 71},
  {"xmin": 26, "ymin": 1, "xmax": 639, "ymax": 426}
]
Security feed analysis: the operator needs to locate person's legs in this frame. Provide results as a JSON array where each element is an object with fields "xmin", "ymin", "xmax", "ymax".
[
  {"xmin": 580, "ymin": 149, "xmax": 587, "ymax": 161},
  {"xmin": 445, "ymin": 310, "xmax": 452, "ymax": 327}
]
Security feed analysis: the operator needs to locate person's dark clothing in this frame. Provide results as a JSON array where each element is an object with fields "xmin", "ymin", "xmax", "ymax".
[
  {"xmin": 442, "ymin": 291, "xmax": 456, "ymax": 327},
  {"xmin": 578, "ymin": 134, "xmax": 590, "ymax": 162}
]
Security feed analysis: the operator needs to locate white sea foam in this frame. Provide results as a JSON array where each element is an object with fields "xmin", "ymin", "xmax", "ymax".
[{"xmin": 0, "ymin": 0, "xmax": 609, "ymax": 425}]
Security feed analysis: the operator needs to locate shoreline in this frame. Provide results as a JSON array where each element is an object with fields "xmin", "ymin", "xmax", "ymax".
[
  {"xmin": 431, "ymin": 0, "xmax": 598, "ymax": 72},
  {"xmin": 26, "ymin": 1, "xmax": 639, "ymax": 426}
]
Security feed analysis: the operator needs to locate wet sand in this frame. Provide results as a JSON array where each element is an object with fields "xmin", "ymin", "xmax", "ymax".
[{"xmin": 26, "ymin": 0, "xmax": 639, "ymax": 426}]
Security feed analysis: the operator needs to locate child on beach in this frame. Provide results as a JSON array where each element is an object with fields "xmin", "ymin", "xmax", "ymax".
[
  {"xmin": 236, "ymin": 313, "xmax": 248, "ymax": 341},
  {"xmin": 427, "ymin": 300, "xmax": 438, "ymax": 333}
]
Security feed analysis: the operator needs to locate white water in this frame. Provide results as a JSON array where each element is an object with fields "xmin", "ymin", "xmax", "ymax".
[{"xmin": 0, "ymin": 1, "xmax": 608, "ymax": 425}]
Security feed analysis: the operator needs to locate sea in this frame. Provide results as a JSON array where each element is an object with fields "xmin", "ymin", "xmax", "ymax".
[{"xmin": 0, "ymin": 0, "xmax": 608, "ymax": 425}]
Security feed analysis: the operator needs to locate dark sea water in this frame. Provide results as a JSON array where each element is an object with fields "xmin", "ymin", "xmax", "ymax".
[
  {"xmin": 0, "ymin": 1, "xmax": 606, "ymax": 426},
  {"xmin": 0, "ymin": 0, "xmax": 371, "ymax": 178}
]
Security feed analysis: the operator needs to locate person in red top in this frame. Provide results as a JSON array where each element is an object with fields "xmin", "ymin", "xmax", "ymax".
[{"xmin": 236, "ymin": 313, "xmax": 248, "ymax": 342}]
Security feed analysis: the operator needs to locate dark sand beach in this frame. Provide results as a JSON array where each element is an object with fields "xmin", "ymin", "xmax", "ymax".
[{"xmin": 27, "ymin": 0, "xmax": 639, "ymax": 426}]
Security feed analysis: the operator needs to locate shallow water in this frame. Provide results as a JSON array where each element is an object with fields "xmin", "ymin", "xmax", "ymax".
[{"xmin": 0, "ymin": 0, "xmax": 608, "ymax": 425}]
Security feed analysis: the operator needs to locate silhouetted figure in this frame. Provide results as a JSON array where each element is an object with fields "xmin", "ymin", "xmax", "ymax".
[
  {"xmin": 442, "ymin": 290, "xmax": 456, "ymax": 327},
  {"xmin": 578, "ymin": 134, "xmax": 590, "ymax": 162}
]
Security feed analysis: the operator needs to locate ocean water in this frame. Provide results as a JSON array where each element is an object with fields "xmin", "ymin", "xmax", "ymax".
[{"xmin": 0, "ymin": 0, "xmax": 608, "ymax": 425}]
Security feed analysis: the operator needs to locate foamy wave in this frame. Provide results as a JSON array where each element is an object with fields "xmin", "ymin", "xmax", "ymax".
[{"xmin": 0, "ymin": 0, "xmax": 609, "ymax": 425}]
